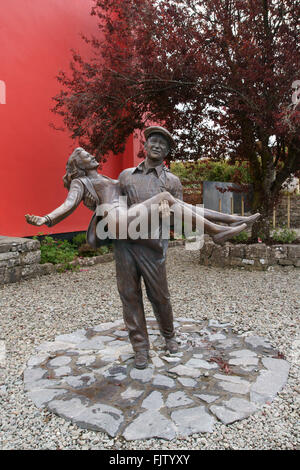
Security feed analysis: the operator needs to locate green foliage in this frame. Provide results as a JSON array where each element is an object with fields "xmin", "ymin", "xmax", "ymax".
[
  {"xmin": 170, "ymin": 160, "xmax": 252, "ymax": 186},
  {"xmin": 98, "ymin": 244, "xmax": 111, "ymax": 255},
  {"xmin": 72, "ymin": 232, "xmax": 87, "ymax": 248},
  {"xmin": 33, "ymin": 234, "xmax": 113, "ymax": 271},
  {"xmin": 35, "ymin": 236, "xmax": 78, "ymax": 271},
  {"xmin": 232, "ymin": 230, "xmax": 249, "ymax": 243},
  {"xmin": 271, "ymin": 227, "xmax": 298, "ymax": 244}
]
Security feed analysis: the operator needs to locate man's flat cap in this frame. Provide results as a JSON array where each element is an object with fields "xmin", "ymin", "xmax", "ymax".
[{"xmin": 144, "ymin": 126, "xmax": 176, "ymax": 148}]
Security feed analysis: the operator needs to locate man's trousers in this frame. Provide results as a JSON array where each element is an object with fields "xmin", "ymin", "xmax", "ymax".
[{"xmin": 114, "ymin": 240, "xmax": 175, "ymax": 352}]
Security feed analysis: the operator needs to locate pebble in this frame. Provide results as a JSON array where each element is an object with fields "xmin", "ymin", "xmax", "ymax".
[{"xmin": 0, "ymin": 246, "xmax": 299, "ymax": 449}]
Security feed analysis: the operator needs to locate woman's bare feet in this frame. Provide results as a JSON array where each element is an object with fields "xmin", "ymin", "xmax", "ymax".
[
  {"xmin": 230, "ymin": 213, "xmax": 260, "ymax": 227},
  {"xmin": 212, "ymin": 223, "xmax": 247, "ymax": 244}
]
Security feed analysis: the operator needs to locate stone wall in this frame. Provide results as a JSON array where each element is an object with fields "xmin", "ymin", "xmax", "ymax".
[
  {"xmin": 0, "ymin": 236, "xmax": 41, "ymax": 284},
  {"xmin": 0, "ymin": 237, "xmax": 186, "ymax": 285},
  {"xmin": 199, "ymin": 237, "xmax": 300, "ymax": 270},
  {"xmin": 0, "ymin": 236, "xmax": 116, "ymax": 285},
  {"xmin": 274, "ymin": 194, "xmax": 300, "ymax": 228}
]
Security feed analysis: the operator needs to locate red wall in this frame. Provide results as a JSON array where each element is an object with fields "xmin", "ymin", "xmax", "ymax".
[{"xmin": 0, "ymin": 0, "xmax": 138, "ymax": 237}]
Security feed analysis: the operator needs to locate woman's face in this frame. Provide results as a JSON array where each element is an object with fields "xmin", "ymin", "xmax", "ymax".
[{"xmin": 78, "ymin": 149, "xmax": 99, "ymax": 170}]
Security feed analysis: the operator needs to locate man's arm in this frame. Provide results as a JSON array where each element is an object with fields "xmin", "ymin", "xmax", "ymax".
[{"xmin": 169, "ymin": 174, "xmax": 183, "ymax": 201}]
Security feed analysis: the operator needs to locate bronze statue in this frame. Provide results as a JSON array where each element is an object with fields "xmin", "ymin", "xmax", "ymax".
[{"xmin": 26, "ymin": 127, "xmax": 259, "ymax": 369}]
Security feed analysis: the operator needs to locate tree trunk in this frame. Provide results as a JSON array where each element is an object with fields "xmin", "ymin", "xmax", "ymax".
[
  {"xmin": 251, "ymin": 209, "xmax": 271, "ymax": 241},
  {"xmin": 251, "ymin": 187, "xmax": 272, "ymax": 241}
]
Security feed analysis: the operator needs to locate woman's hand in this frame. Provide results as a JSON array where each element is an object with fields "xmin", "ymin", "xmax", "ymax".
[
  {"xmin": 158, "ymin": 191, "xmax": 175, "ymax": 218},
  {"xmin": 25, "ymin": 214, "xmax": 47, "ymax": 226},
  {"xmin": 159, "ymin": 200, "xmax": 171, "ymax": 218}
]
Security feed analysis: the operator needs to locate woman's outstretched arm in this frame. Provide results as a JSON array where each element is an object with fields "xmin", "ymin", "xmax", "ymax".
[{"xmin": 25, "ymin": 179, "xmax": 85, "ymax": 227}]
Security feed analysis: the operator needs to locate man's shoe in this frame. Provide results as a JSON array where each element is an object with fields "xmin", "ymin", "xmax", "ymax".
[
  {"xmin": 134, "ymin": 350, "xmax": 149, "ymax": 369},
  {"xmin": 165, "ymin": 338, "xmax": 178, "ymax": 354}
]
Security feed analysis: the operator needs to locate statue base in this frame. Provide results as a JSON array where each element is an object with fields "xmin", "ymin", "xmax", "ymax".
[{"xmin": 24, "ymin": 317, "xmax": 290, "ymax": 440}]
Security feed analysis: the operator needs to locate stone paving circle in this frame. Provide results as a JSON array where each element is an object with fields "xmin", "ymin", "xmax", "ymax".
[{"xmin": 23, "ymin": 317, "xmax": 290, "ymax": 441}]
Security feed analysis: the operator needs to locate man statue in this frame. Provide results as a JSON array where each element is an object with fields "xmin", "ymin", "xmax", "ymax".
[{"xmin": 115, "ymin": 126, "xmax": 182, "ymax": 369}]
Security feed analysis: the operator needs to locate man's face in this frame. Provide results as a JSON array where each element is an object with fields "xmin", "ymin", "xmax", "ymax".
[{"xmin": 145, "ymin": 134, "xmax": 170, "ymax": 162}]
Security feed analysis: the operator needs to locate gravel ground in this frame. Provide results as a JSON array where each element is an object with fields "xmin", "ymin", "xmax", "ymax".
[{"xmin": 0, "ymin": 246, "xmax": 299, "ymax": 450}]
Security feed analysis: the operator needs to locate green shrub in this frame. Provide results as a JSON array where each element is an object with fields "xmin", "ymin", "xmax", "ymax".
[
  {"xmin": 98, "ymin": 245, "xmax": 111, "ymax": 255},
  {"xmin": 232, "ymin": 230, "xmax": 249, "ymax": 243},
  {"xmin": 170, "ymin": 160, "xmax": 252, "ymax": 185},
  {"xmin": 72, "ymin": 232, "xmax": 87, "ymax": 248},
  {"xmin": 271, "ymin": 228, "xmax": 298, "ymax": 244},
  {"xmin": 36, "ymin": 236, "xmax": 78, "ymax": 267}
]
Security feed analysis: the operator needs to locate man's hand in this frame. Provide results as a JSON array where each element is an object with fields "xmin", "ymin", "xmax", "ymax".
[
  {"xmin": 158, "ymin": 200, "xmax": 171, "ymax": 218},
  {"xmin": 25, "ymin": 214, "xmax": 47, "ymax": 226}
]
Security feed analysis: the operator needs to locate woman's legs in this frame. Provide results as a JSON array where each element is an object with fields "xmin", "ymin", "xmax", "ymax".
[
  {"xmin": 175, "ymin": 199, "xmax": 260, "ymax": 226},
  {"xmin": 107, "ymin": 191, "xmax": 249, "ymax": 244},
  {"xmin": 170, "ymin": 202, "xmax": 247, "ymax": 243}
]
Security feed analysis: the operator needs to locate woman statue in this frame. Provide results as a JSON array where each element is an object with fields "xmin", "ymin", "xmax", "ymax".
[{"xmin": 25, "ymin": 147, "xmax": 259, "ymax": 244}]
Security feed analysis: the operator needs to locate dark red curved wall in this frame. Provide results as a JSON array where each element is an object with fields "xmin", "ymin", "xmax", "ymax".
[{"xmin": 0, "ymin": 0, "xmax": 138, "ymax": 237}]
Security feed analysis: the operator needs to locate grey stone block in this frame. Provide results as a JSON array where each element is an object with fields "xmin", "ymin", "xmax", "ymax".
[
  {"xmin": 171, "ymin": 406, "xmax": 216, "ymax": 436},
  {"xmin": 153, "ymin": 374, "xmax": 176, "ymax": 389},
  {"xmin": 195, "ymin": 394, "xmax": 219, "ymax": 404},
  {"xmin": 272, "ymin": 245, "xmax": 287, "ymax": 259},
  {"xmin": 288, "ymin": 245, "xmax": 300, "ymax": 259},
  {"xmin": 229, "ymin": 349, "xmax": 257, "ymax": 358},
  {"xmin": 130, "ymin": 366, "xmax": 154, "ymax": 383},
  {"xmin": 121, "ymin": 386, "xmax": 143, "ymax": 400},
  {"xmin": 49, "ymin": 398, "xmax": 124, "ymax": 437},
  {"xmin": 278, "ymin": 259, "xmax": 294, "ymax": 266},
  {"xmin": 21, "ymin": 264, "xmax": 41, "ymax": 279},
  {"xmin": 48, "ymin": 356, "xmax": 72, "ymax": 367},
  {"xmin": 228, "ymin": 357, "xmax": 259, "ymax": 367},
  {"xmin": 245, "ymin": 244, "xmax": 270, "ymax": 259},
  {"xmin": 245, "ymin": 335, "xmax": 273, "ymax": 349},
  {"xmin": 250, "ymin": 358, "xmax": 290, "ymax": 405},
  {"xmin": 20, "ymin": 250, "xmax": 41, "ymax": 265},
  {"xmin": 77, "ymin": 337, "xmax": 105, "ymax": 350},
  {"xmin": 55, "ymin": 330, "xmax": 87, "ymax": 345},
  {"xmin": 27, "ymin": 354, "xmax": 50, "ymax": 368},
  {"xmin": 23, "ymin": 368, "xmax": 47, "ymax": 385},
  {"xmin": 166, "ymin": 391, "xmax": 194, "ymax": 408},
  {"xmin": 210, "ymin": 398, "xmax": 258, "ymax": 424},
  {"xmin": 28, "ymin": 388, "xmax": 66, "ymax": 409},
  {"xmin": 76, "ymin": 355, "xmax": 97, "ymax": 367},
  {"xmin": 54, "ymin": 366, "xmax": 72, "ymax": 378},
  {"xmin": 24, "ymin": 378, "xmax": 62, "ymax": 392},
  {"xmin": 185, "ymin": 358, "xmax": 218, "ymax": 369},
  {"xmin": 151, "ymin": 356, "xmax": 165, "ymax": 368},
  {"xmin": 123, "ymin": 410, "xmax": 176, "ymax": 441},
  {"xmin": 169, "ymin": 365, "xmax": 202, "ymax": 378},
  {"xmin": 229, "ymin": 244, "xmax": 245, "ymax": 258},
  {"xmin": 0, "ymin": 252, "xmax": 19, "ymax": 262},
  {"xmin": 4, "ymin": 266, "xmax": 22, "ymax": 284},
  {"xmin": 219, "ymin": 380, "xmax": 251, "ymax": 395},
  {"xmin": 177, "ymin": 377, "xmax": 197, "ymax": 388},
  {"xmin": 142, "ymin": 391, "xmax": 164, "ymax": 410},
  {"xmin": 36, "ymin": 341, "xmax": 75, "ymax": 353},
  {"xmin": 64, "ymin": 373, "xmax": 97, "ymax": 389}
]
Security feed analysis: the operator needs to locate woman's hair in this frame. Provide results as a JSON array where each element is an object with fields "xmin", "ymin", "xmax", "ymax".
[{"xmin": 63, "ymin": 147, "xmax": 86, "ymax": 189}]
